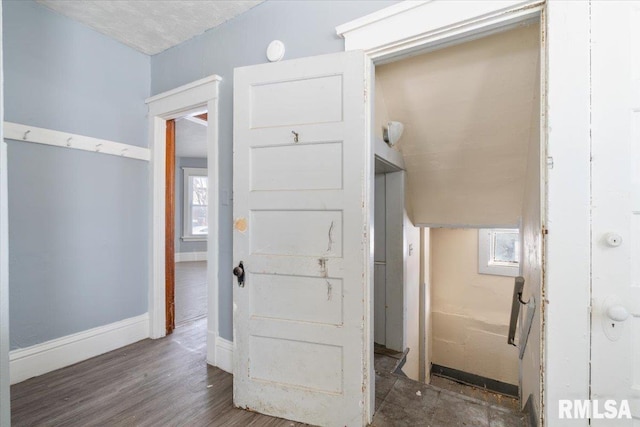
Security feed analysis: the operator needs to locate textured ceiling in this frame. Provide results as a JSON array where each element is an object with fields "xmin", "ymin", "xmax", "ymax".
[
  {"xmin": 376, "ymin": 23, "xmax": 540, "ymax": 227},
  {"xmin": 37, "ymin": 0, "xmax": 264, "ymax": 55},
  {"xmin": 176, "ymin": 118, "xmax": 207, "ymax": 158}
]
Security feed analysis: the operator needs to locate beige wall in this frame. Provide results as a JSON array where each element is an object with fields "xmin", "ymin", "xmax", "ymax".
[
  {"xmin": 376, "ymin": 24, "xmax": 540, "ymax": 227},
  {"xmin": 431, "ymin": 228, "xmax": 518, "ymax": 385},
  {"xmin": 373, "ymin": 76, "xmax": 390, "ymax": 142}
]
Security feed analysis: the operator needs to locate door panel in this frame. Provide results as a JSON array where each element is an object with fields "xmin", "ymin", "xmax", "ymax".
[
  {"xmin": 591, "ymin": 2, "xmax": 640, "ymax": 423},
  {"xmin": 249, "ymin": 75, "xmax": 344, "ymax": 128},
  {"xmin": 250, "ymin": 142, "xmax": 344, "ymax": 191},
  {"xmin": 233, "ymin": 50, "xmax": 371, "ymax": 427}
]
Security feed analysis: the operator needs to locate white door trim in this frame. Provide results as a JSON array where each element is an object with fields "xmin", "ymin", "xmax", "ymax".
[
  {"xmin": 339, "ymin": 1, "xmax": 592, "ymax": 425},
  {"xmin": 336, "ymin": 0, "xmax": 544, "ymax": 63},
  {"xmin": 146, "ymin": 75, "xmax": 222, "ymax": 367}
]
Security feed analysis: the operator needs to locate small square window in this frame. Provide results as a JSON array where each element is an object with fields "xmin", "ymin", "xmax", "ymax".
[{"xmin": 478, "ymin": 228, "xmax": 520, "ymax": 277}]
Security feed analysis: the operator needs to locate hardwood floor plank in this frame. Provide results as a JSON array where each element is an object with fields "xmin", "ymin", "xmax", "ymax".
[
  {"xmin": 10, "ymin": 263, "xmax": 525, "ymax": 426},
  {"xmin": 175, "ymin": 261, "xmax": 207, "ymax": 326},
  {"xmin": 10, "ymin": 319, "xmax": 300, "ymax": 426}
]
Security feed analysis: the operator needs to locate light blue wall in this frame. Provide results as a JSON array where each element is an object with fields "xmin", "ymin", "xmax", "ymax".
[
  {"xmin": 151, "ymin": 0, "xmax": 398, "ymax": 340},
  {"xmin": 3, "ymin": 0, "xmax": 150, "ymax": 349},
  {"xmin": 3, "ymin": 0, "xmax": 149, "ymax": 147},
  {"xmin": 175, "ymin": 157, "xmax": 207, "ymax": 254}
]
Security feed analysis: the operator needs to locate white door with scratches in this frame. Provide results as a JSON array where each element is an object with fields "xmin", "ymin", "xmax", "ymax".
[{"xmin": 233, "ymin": 50, "xmax": 372, "ymax": 426}]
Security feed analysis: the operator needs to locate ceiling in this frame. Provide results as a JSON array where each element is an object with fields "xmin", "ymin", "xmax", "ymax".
[
  {"xmin": 37, "ymin": 0, "xmax": 264, "ymax": 55},
  {"xmin": 376, "ymin": 23, "xmax": 540, "ymax": 227},
  {"xmin": 176, "ymin": 118, "xmax": 207, "ymax": 158}
]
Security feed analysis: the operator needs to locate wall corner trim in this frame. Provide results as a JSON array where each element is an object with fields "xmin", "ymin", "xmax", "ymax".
[
  {"xmin": 9, "ymin": 313, "xmax": 149, "ymax": 385},
  {"xmin": 214, "ymin": 336, "xmax": 233, "ymax": 374}
]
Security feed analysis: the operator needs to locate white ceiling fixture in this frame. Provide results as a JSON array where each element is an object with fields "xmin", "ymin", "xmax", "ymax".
[{"xmin": 37, "ymin": 0, "xmax": 264, "ymax": 55}]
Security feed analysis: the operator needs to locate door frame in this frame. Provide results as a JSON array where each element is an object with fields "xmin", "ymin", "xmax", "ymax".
[
  {"xmin": 146, "ymin": 75, "xmax": 222, "ymax": 365},
  {"xmin": 338, "ymin": 1, "xmax": 592, "ymax": 425},
  {"xmin": 165, "ymin": 119, "xmax": 176, "ymax": 335}
]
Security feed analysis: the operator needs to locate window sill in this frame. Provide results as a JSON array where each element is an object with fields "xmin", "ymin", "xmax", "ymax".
[{"xmin": 181, "ymin": 236, "xmax": 207, "ymax": 242}]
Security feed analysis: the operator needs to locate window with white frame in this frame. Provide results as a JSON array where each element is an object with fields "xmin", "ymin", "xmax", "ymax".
[
  {"xmin": 182, "ymin": 167, "xmax": 208, "ymax": 241},
  {"xmin": 478, "ymin": 228, "xmax": 520, "ymax": 277}
]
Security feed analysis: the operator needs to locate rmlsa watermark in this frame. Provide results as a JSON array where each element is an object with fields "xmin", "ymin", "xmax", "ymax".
[{"xmin": 559, "ymin": 400, "xmax": 631, "ymax": 419}]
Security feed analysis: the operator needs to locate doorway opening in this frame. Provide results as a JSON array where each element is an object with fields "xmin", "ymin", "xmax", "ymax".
[
  {"xmin": 146, "ymin": 75, "xmax": 220, "ymax": 368},
  {"xmin": 371, "ymin": 19, "xmax": 542, "ymax": 425},
  {"xmin": 169, "ymin": 112, "xmax": 209, "ymax": 331}
]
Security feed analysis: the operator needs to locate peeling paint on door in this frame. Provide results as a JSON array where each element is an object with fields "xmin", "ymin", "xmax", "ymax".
[{"xmin": 234, "ymin": 217, "xmax": 248, "ymax": 233}]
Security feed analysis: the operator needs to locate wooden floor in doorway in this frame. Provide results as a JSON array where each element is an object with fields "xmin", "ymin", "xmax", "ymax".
[{"xmin": 175, "ymin": 261, "xmax": 207, "ymax": 327}]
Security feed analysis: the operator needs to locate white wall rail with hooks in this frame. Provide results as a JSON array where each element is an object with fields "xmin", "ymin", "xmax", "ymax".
[{"xmin": 3, "ymin": 122, "xmax": 150, "ymax": 161}]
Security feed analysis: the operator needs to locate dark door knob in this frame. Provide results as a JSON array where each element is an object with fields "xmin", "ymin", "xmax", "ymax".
[{"xmin": 233, "ymin": 261, "xmax": 245, "ymax": 287}]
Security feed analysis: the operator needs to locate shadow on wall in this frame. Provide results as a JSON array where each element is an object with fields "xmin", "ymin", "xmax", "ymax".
[{"xmin": 430, "ymin": 228, "xmax": 519, "ymax": 387}]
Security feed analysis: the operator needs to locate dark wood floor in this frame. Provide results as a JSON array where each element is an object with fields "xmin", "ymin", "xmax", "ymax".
[
  {"xmin": 10, "ymin": 319, "xmax": 303, "ymax": 427},
  {"xmin": 175, "ymin": 261, "xmax": 207, "ymax": 327},
  {"xmin": 11, "ymin": 306, "xmax": 525, "ymax": 426}
]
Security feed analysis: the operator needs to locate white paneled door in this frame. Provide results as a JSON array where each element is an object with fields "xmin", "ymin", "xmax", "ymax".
[
  {"xmin": 591, "ymin": 1, "xmax": 640, "ymax": 424},
  {"xmin": 232, "ymin": 51, "xmax": 372, "ymax": 426}
]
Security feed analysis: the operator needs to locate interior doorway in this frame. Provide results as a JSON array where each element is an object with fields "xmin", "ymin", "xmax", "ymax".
[
  {"xmin": 373, "ymin": 160, "xmax": 423, "ymax": 383},
  {"xmin": 146, "ymin": 75, "xmax": 220, "ymax": 373},
  {"xmin": 172, "ymin": 113, "xmax": 209, "ymax": 330},
  {"xmin": 371, "ymin": 18, "xmax": 543, "ymax": 419}
]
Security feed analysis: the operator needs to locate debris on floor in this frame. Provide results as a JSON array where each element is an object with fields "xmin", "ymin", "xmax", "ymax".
[{"xmin": 372, "ymin": 353, "xmax": 528, "ymax": 427}]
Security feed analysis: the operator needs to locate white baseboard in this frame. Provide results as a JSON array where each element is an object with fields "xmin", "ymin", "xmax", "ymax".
[
  {"xmin": 215, "ymin": 335, "xmax": 233, "ymax": 374},
  {"xmin": 206, "ymin": 330, "xmax": 217, "ymax": 366},
  {"xmin": 175, "ymin": 251, "xmax": 207, "ymax": 263},
  {"xmin": 9, "ymin": 313, "xmax": 149, "ymax": 385}
]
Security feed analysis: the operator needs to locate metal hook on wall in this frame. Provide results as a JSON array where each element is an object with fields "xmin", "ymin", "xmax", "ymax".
[
  {"xmin": 291, "ymin": 130, "xmax": 299, "ymax": 143},
  {"xmin": 66, "ymin": 137, "xmax": 73, "ymax": 147},
  {"xmin": 95, "ymin": 143, "xmax": 102, "ymax": 152},
  {"xmin": 517, "ymin": 290, "xmax": 530, "ymax": 305},
  {"xmin": 23, "ymin": 130, "xmax": 31, "ymax": 140}
]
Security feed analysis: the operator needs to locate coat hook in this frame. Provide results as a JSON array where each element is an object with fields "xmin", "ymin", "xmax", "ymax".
[
  {"xmin": 23, "ymin": 130, "xmax": 31, "ymax": 140},
  {"xmin": 291, "ymin": 130, "xmax": 299, "ymax": 143},
  {"xmin": 95, "ymin": 143, "xmax": 102, "ymax": 152},
  {"xmin": 121, "ymin": 148, "xmax": 128, "ymax": 156},
  {"xmin": 66, "ymin": 137, "xmax": 72, "ymax": 147}
]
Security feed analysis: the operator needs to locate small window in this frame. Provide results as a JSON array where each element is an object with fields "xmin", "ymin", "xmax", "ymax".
[
  {"xmin": 478, "ymin": 228, "xmax": 520, "ymax": 277},
  {"xmin": 183, "ymin": 167, "xmax": 208, "ymax": 241}
]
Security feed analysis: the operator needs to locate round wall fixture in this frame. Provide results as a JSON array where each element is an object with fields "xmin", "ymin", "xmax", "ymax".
[{"xmin": 266, "ymin": 40, "xmax": 285, "ymax": 62}]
